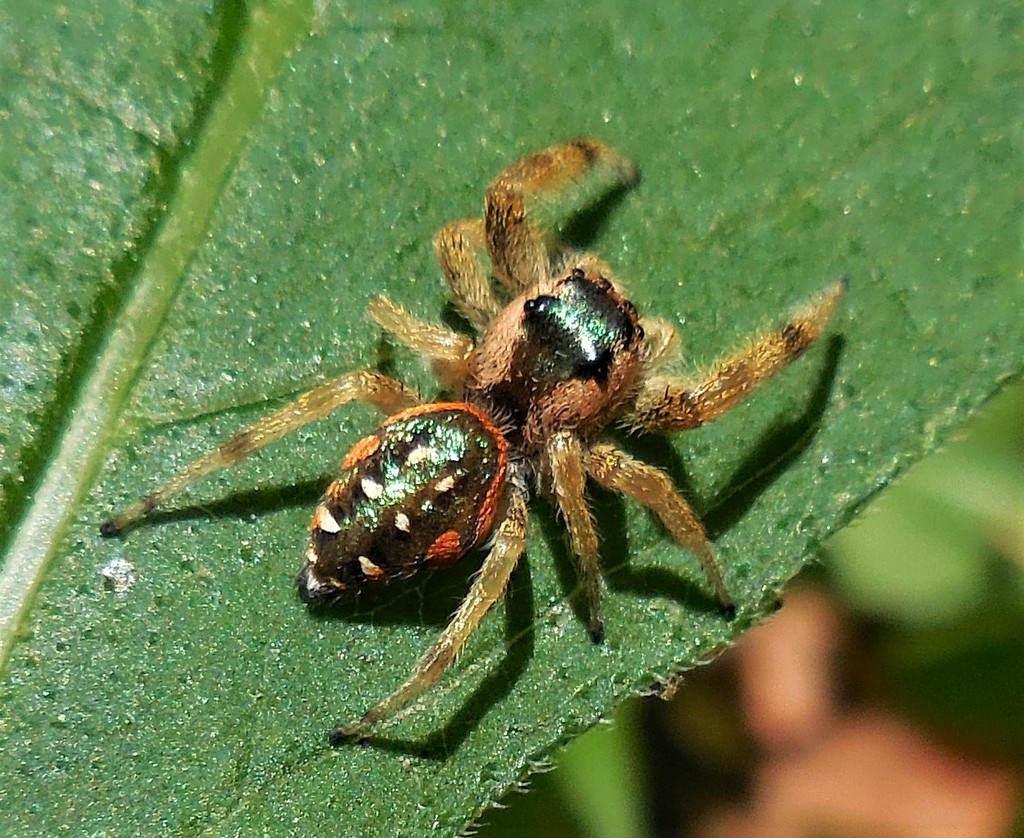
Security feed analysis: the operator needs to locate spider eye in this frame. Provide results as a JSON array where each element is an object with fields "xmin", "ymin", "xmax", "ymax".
[{"xmin": 523, "ymin": 295, "xmax": 557, "ymax": 316}]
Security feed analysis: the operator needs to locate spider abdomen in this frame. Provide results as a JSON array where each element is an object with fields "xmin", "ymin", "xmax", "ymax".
[{"xmin": 297, "ymin": 402, "xmax": 508, "ymax": 603}]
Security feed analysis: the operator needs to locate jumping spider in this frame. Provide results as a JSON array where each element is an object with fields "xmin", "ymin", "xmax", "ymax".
[{"xmin": 102, "ymin": 139, "xmax": 845, "ymax": 742}]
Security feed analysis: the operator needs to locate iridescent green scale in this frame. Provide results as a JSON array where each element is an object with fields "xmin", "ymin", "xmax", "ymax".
[
  {"xmin": 298, "ymin": 403, "xmax": 507, "ymax": 601},
  {"xmin": 520, "ymin": 269, "xmax": 637, "ymax": 382}
]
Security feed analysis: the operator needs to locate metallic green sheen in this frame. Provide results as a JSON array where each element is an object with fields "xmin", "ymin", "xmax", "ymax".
[
  {"xmin": 349, "ymin": 413, "xmax": 477, "ymax": 530},
  {"xmin": 307, "ymin": 406, "xmax": 505, "ymax": 591},
  {"xmin": 522, "ymin": 273, "xmax": 633, "ymax": 381}
]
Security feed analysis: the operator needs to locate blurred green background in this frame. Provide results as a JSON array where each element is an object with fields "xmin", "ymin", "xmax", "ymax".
[{"xmin": 481, "ymin": 381, "xmax": 1023, "ymax": 837}]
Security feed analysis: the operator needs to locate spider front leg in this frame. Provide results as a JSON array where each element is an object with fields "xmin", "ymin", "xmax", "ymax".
[
  {"xmin": 586, "ymin": 441, "xmax": 734, "ymax": 616},
  {"xmin": 434, "ymin": 218, "xmax": 504, "ymax": 331},
  {"xmin": 366, "ymin": 294, "xmax": 475, "ymax": 390},
  {"xmin": 332, "ymin": 483, "xmax": 529, "ymax": 742},
  {"xmin": 486, "ymin": 138, "xmax": 638, "ymax": 291},
  {"xmin": 547, "ymin": 432, "xmax": 605, "ymax": 643},
  {"xmin": 628, "ymin": 279, "xmax": 846, "ymax": 432},
  {"xmin": 101, "ymin": 370, "xmax": 417, "ymax": 535}
]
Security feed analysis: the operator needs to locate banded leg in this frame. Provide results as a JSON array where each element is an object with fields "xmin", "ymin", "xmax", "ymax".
[
  {"xmin": 628, "ymin": 279, "xmax": 846, "ymax": 433},
  {"xmin": 332, "ymin": 484, "xmax": 528, "ymax": 741},
  {"xmin": 586, "ymin": 441, "xmax": 734, "ymax": 615},
  {"xmin": 101, "ymin": 371, "xmax": 417, "ymax": 535},
  {"xmin": 547, "ymin": 432, "xmax": 605, "ymax": 643},
  {"xmin": 434, "ymin": 218, "xmax": 503, "ymax": 331},
  {"xmin": 366, "ymin": 295, "xmax": 474, "ymax": 389},
  {"xmin": 485, "ymin": 138, "xmax": 638, "ymax": 291}
]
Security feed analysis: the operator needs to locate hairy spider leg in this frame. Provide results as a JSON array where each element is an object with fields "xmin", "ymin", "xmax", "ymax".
[
  {"xmin": 332, "ymin": 481, "xmax": 529, "ymax": 741},
  {"xmin": 101, "ymin": 371, "xmax": 417, "ymax": 535},
  {"xmin": 434, "ymin": 218, "xmax": 504, "ymax": 331},
  {"xmin": 485, "ymin": 139, "xmax": 638, "ymax": 291},
  {"xmin": 586, "ymin": 441, "xmax": 734, "ymax": 615},
  {"xmin": 366, "ymin": 295, "xmax": 474, "ymax": 390},
  {"xmin": 628, "ymin": 279, "xmax": 847, "ymax": 432},
  {"xmin": 547, "ymin": 432, "xmax": 605, "ymax": 643}
]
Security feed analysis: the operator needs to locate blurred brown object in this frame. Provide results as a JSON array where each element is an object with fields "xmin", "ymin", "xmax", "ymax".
[{"xmin": 696, "ymin": 586, "xmax": 1021, "ymax": 838}]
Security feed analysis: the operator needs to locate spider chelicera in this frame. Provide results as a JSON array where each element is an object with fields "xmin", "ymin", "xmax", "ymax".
[{"xmin": 102, "ymin": 139, "xmax": 845, "ymax": 743}]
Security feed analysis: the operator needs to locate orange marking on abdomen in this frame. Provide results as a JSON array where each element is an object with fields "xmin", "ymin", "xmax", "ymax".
[
  {"xmin": 425, "ymin": 529, "xmax": 463, "ymax": 567},
  {"xmin": 474, "ymin": 459, "xmax": 506, "ymax": 544},
  {"xmin": 341, "ymin": 434, "xmax": 381, "ymax": 470}
]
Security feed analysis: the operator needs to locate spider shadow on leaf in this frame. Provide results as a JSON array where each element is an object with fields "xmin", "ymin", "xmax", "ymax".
[
  {"xmin": 703, "ymin": 334, "xmax": 845, "ymax": 536},
  {"xmin": 122, "ymin": 469, "xmax": 490, "ymax": 631},
  {"xmin": 558, "ymin": 181, "xmax": 637, "ymax": 251},
  {"xmin": 305, "ymin": 548, "xmax": 491, "ymax": 630},
  {"xmin": 130, "ymin": 466, "xmax": 537, "ymax": 757},
  {"xmin": 125, "ymin": 476, "xmax": 327, "ymax": 531}
]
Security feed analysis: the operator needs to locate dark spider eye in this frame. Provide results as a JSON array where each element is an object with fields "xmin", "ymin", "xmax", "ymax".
[{"xmin": 523, "ymin": 295, "xmax": 556, "ymax": 316}]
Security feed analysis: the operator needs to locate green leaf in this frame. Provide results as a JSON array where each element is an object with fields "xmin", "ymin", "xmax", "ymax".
[{"xmin": 1, "ymin": 1, "xmax": 1021, "ymax": 835}]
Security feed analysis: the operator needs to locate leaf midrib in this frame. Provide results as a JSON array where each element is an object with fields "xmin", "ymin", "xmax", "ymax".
[{"xmin": 0, "ymin": 0, "xmax": 314, "ymax": 665}]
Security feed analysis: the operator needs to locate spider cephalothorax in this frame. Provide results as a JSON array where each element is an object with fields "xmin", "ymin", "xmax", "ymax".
[
  {"xmin": 102, "ymin": 139, "xmax": 844, "ymax": 742},
  {"xmin": 470, "ymin": 266, "xmax": 644, "ymax": 449}
]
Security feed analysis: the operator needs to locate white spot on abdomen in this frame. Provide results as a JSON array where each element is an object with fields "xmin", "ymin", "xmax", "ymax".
[
  {"xmin": 406, "ymin": 445, "xmax": 435, "ymax": 466},
  {"xmin": 360, "ymin": 477, "xmax": 384, "ymax": 500},
  {"xmin": 358, "ymin": 555, "xmax": 385, "ymax": 579},
  {"xmin": 313, "ymin": 505, "xmax": 341, "ymax": 533}
]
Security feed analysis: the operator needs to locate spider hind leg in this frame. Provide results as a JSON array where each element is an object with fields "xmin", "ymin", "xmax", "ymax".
[
  {"xmin": 101, "ymin": 371, "xmax": 416, "ymax": 535},
  {"xmin": 331, "ymin": 482, "xmax": 529, "ymax": 741}
]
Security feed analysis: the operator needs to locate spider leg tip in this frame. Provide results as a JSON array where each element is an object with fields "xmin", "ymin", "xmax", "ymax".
[
  {"xmin": 328, "ymin": 724, "xmax": 367, "ymax": 747},
  {"xmin": 99, "ymin": 518, "xmax": 122, "ymax": 538}
]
